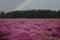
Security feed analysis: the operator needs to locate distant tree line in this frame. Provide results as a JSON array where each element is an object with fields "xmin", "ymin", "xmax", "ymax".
[{"xmin": 0, "ymin": 9, "xmax": 60, "ymax": 18}]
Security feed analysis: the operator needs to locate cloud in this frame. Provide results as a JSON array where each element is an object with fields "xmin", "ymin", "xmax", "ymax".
[
  {"xmin": 0, "ymin": 0, "xmax": 60, "ymax": 12},
  {"xmin": 0, "ymin": 0, "xmax": 24, "ymax": 12}
]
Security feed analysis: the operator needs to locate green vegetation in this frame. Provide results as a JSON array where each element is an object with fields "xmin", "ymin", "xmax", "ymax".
[{"xmin": 0, "ymin": 9, "xmax": 60, "ymax": 18}]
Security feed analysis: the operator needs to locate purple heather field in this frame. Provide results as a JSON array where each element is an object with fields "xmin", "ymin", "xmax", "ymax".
[{"xmin": 0, "ymin": 18, "xmax": 60, "ymax": 40}]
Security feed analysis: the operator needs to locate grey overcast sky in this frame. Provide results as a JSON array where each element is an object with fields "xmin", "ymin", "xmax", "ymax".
[{"xmin": 0, "ymin": 0, "xmax": 60, "ymax": 12}]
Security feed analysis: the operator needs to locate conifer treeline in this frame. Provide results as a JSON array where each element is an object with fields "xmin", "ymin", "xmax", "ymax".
[{"xmin": 0, "ymin": 9, "xmax": 60, "ymax": 18}]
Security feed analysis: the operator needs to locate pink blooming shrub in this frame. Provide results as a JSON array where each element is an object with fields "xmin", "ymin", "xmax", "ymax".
[{"xmin": 0, "ymin": 19, "xmax": 60, "ymax": 40}]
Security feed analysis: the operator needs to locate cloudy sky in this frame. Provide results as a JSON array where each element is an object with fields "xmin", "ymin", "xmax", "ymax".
[{"xmin": 0, "ymin": 0, "xmax": 60, "ymax": 12}]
